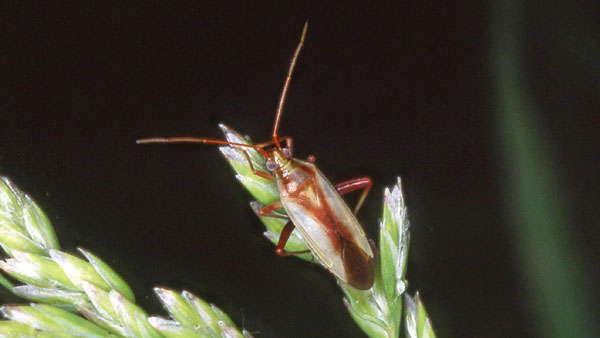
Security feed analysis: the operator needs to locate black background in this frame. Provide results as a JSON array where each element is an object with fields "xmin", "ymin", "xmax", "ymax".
[{"xmin": 2, "ymin": 2, "xmax": 599, "ymax": 337}]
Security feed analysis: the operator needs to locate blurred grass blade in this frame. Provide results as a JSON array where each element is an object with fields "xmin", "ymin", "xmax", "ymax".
[{"xmin": 491, "ymin": 1, "xmax": 599, "ymax": 337}]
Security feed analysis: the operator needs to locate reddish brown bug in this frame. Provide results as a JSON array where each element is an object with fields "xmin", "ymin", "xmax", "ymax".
[{"xmin": 137, "ymin": 23, "xmax": 375, "ymax": 289}]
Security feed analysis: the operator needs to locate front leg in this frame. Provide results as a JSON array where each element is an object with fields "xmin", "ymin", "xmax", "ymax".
[{"xmin": 231, "ymin": 147, "xmax": 275, "ymax": 180}]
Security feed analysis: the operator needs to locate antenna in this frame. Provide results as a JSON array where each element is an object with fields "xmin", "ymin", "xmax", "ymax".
[
  {"xmin": 272, "ymin": 22, "xmax": 308, "ymax": 149},
  {"xmin": 136, "ymin": 137, "xmax": 269, "ymax": 158}
]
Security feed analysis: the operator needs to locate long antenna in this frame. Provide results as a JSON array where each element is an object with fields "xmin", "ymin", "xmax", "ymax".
[
  {"xmin": 136, "ymin": 137, "xmax": 269, "ymax": 158},
  {"xmin": 272, "ymin": 22, "xmax": 308, "ymax": 149}
]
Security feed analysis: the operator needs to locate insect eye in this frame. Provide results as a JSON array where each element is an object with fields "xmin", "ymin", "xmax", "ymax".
[
  {"xmin": 282, "ymin": 148, "xmax": 292, "ymax": 158},
  {"xmin": 266, "ymin": 161, "xmax": 278, "ymax": 171}
]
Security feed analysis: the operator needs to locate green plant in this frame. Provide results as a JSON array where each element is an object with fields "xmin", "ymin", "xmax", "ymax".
[
  {"xmin": 219, "ymin": 124, "xmax": 435, "ymax": 338},
  {"xmin": 0, "ymin": 125, "xmax": 435, "ymax": 337},
  {"xmin": 0, "ymin": 177, "xmax": 251, "ymax": 338}
]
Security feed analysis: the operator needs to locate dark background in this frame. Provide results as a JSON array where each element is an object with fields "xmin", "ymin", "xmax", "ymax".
[{"xmin": 2, "ymin": 2, "xmax": 599, "ymax": 337}]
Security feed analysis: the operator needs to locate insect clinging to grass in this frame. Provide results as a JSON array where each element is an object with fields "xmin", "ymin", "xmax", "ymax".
[{"xmin": 137, "ymin": 23, "xmax": 376, "ymax": 290}]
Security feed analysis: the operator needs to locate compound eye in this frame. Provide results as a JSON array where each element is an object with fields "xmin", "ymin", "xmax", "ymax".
[
  {"xmin": 282, "ymin": 148, "xmax": 292, "ymax": 158},
  {"xmin": 266, "ymin": 161, "xmax": 278, "ymax": 171}
]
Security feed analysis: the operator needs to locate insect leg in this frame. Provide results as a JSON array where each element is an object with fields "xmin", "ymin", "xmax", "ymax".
[
  {"xmin": 231, "ymin": 147, "xmax": 275, "ymax": 180},
  {"xmin": 335, "ymin": 177, "xmax": 373, "ymax": 215},
  {"xmin": 258, "ymin": 201, "xmax": 282, "ymax": 215},
  {"xmin": 255, "ymin": 203, "xmax": 309, "ymax": 255},
  {"xmin": 283, "ymin": 137, "xmax": 293, "ymax": 155},
  {"xmin": 257, "ymin": 201, "xmax": 288, "ymax": 220},
  {"xmin": 306, "ymin": 154, "xmax": 316, "ymax": 163},
  {"xmin": 275, "ymin": 221, "xmax": 311, "ymax": 256},
  {"xmin": 254, "ymin": 136, "xmax": 293, "ymax": 155}
]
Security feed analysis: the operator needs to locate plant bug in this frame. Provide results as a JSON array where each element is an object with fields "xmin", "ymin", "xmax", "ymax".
[{"xmin": 137, "ymin": 23, "xmax": 375, "ymax": 289}]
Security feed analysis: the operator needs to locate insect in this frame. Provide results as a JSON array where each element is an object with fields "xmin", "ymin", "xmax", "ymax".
[{"xmin": 137, "ymin": 23, "xmax": 375, "ymax": 289}]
